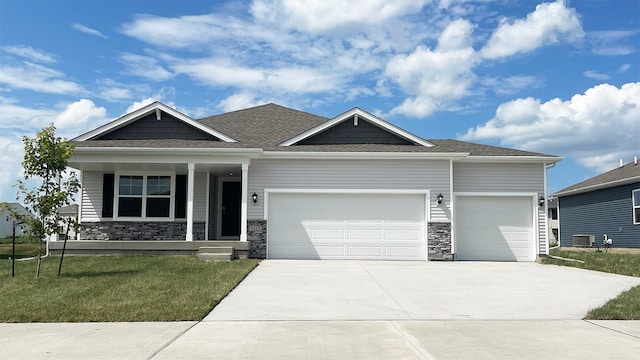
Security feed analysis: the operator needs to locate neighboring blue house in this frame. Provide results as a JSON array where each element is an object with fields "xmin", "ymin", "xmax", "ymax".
[{"xmin": 554, "ymin": 159, "xmax": 640, "ymax": 248}]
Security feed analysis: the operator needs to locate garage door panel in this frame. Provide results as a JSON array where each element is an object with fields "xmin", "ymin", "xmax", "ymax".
[
  {"xmin": 310, "ymin": 228, "xmax": 345, "ymax": 241},
  {"xmin": 347, "ymin": 246, "xmax": 383, "ymax": 257},
  {"xmin": 385, "ymin": 229, "xmax": 420, "ymax": 241},
  {"xmin": 347, "ymin": 229, "xmax": 382, "ymax": 240},
  {"xmin": 456, "ymin": 196, "xmax": 534, "ymax": 262},
  {"xmin": 268, "ymin": 193, "xmax": 426, "ymax": 260}
]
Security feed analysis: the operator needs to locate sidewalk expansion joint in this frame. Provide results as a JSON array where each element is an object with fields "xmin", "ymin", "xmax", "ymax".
[
  {"xmin": 584, "ymin": 320, "xmax": 640, "ymax": 340},
  {"xmin": 389, "ymin": 321, "xmax": 432, "ymax": 360},
  {"xmin": 148, "ymin": 321, "xmax": 199, "ymax": 360}
]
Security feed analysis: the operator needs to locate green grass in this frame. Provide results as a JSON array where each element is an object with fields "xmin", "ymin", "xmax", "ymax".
[
  {"xmin": 0, "ymin": 237, "xmax": 42, "ymax": 259},
  {"xmin": 542, "ymin": 249, "xmax": 640, "ymax": 319},
  {"xmin": 0, "ymin": 256, "xmax": 259, "ymax": 322}
]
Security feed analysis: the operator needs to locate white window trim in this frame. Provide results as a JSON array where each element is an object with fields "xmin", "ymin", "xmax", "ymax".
[
  {"xmin": 114, "ymin": 172, "xmax": 176, "ymax": 221},
  {"xmin": 633, "ymin": 189, "xmax": 640, "ymax": 225}
]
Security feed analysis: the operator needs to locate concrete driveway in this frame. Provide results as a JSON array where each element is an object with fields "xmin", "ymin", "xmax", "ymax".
[{"xmin": 205, "ymin": 260, "xmax": 640, "ymax": 321}]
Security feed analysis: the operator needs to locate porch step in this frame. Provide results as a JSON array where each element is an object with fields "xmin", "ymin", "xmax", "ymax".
[{"xmin": 196, "ymin": 246, "xmax": 234, "ymax": 262}]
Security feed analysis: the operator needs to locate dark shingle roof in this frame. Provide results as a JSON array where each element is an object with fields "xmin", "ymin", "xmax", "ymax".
[
  {"xmin": 198, "ymin": 103, "xmax": 328, "ymax": 147},
  {"xmin": 73, "ymin": 103, "xmax": 559, "ymax": 158},
  {"xmin": 554, "ymin": 160, "xmax": 640, "ymax": 196}
]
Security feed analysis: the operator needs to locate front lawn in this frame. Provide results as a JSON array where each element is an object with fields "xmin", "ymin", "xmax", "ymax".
[
  {"xmin": 0, "ymin": 237, "xmax": 41, "ymax": 259},
  {"xmin": 542, "ymin": 249, "xmax": 640, "ymax": 319},
  {"xmin": 0, "ymin": 256, "xmax": 259, "ymax": 322}
]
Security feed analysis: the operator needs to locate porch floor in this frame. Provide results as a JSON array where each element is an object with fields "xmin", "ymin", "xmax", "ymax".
[{"xmin": 48, "ymin": 240, "xmax": 251, "ymax": 259}]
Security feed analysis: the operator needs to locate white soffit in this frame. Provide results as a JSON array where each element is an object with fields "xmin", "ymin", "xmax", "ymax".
[
  {"xmin": 279, "ymin": 107, "xmax": 435, "ymax": 147},
  {"xmin": 73, "ymin": 101, "xmax": 237, "ymax": 142}
]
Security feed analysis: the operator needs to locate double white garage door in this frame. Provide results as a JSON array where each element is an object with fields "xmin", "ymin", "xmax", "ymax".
[
  {"xmin": 267, "ymin": 192, "xmax": 535, "ymax": 261},
  {"xmin": 267, "ymin": 193, "xmax": 426, "ymax": 260}
]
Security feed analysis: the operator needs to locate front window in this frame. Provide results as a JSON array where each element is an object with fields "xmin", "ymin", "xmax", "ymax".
[
  {"xmin": 633, "ymin": 189, "xmax": 640, "ymax": 224},
  {"xmin": 117, "ymin": 174, "xmax": 173, "ymax": 219}
]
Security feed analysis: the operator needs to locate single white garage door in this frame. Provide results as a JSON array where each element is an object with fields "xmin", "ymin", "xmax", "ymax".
[
  {"xmin": 268, "ymin": 193, "xmax": 426, "ymax": 260},
  {"xmin": 455, "ymin": 196, "xmax": 534, "ymax": 261}
]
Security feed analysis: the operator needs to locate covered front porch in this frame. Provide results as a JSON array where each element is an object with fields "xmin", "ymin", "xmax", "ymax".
[{"xmin": 67, "ymin": 147, "xmax": 260, "ymax": 244}]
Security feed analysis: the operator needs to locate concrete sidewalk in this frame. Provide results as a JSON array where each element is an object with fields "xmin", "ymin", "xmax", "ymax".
[{"xmin": 1, "ymin": 320, "xmax": 639, "ymax": 359}]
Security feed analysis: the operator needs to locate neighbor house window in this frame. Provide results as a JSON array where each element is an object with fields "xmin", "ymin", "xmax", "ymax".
[
  {"xmin": 634, "ymin": 189, "xmax": 640, "ymax": 224},
  {"xmin": 116, "ymin": 174, "xmax": 173, "ymax": 219}
]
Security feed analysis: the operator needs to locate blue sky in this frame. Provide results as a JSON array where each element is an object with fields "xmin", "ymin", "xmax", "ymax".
[{"xmin": 0, "ymin": 0, "xmax": 638, "ymax": 201}]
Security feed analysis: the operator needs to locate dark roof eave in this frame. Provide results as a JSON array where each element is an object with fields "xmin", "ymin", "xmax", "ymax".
[{"xmin": 553, "ymin": 176, "xmax": 640, "ymax": 197}]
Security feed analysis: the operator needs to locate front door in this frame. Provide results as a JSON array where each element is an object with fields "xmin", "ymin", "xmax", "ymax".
[{"xmin": 220, "ymin": 181, "xmax": 241, "ymax": 237}]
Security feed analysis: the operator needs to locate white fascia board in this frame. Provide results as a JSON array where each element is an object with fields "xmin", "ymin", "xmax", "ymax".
[
  {"xmin": 458, "ymin": 155, "xmax": 564, "ymax": 163},
  {"xmin": 73, "ymin": 102, "xmax": 237, "ymax": 142},
  {"xmin": 72, "ymin": 146, "xmax": 262, "ymax": 156},
  {"xmin": 553, "ymin": 176, "xmax": 640, "ymax": 197},
  {"xmin": 279, "ymin": 107, "xmax": 435, "ymax": 147},
  {"xmin": 261, "ymin": 151, "xmax": 469, "ymax": 160}
]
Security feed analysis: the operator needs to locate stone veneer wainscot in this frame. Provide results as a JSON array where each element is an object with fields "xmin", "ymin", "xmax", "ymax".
[{"xmin": 80, "ymin": 222, "xmax": 206, "ymax": 240}]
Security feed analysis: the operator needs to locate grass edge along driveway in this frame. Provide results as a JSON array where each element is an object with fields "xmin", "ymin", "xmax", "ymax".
[
  {"xmin": 542, "ymin": 249, "xmax": 640, "ymax": 320},
  {"xmin": 0, "ymin": 256, "xmax": 259, "ymax": 322}
]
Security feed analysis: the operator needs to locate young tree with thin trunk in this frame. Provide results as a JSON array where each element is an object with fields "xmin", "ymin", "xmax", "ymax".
[{"xmin": 16, "ymin": 124, "xmax": 79, "ymax": 278}]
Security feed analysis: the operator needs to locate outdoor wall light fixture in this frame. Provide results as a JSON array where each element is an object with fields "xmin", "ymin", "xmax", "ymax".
[
  {"xmin": 538, "ymin": 196, "xmax": 545, "ymax": 207},
  {"xmin": 437, "ymin": 193, "xmax": 444, "ymax": 205},
  {"xmin": 252, "ymin": 192, "xmax": 258, "ymax": 204}
]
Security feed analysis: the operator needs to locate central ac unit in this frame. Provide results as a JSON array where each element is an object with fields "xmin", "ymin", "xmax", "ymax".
[{"xmin": 572, "ymin": 234, "xmax": 595, "ymax": 247}]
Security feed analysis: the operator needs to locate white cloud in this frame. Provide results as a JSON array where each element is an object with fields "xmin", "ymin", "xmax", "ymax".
[
  {"xmin": 2, "ymin": 45, "xmax": 56, "ymax": 63},
  {"xmin": 120, "ymin": 53, "xmax": 174, "ymax": 81},
  {"xmin": 0, "ymin": 62, "xmax": 82, "ymax": 94},
  {"xmin": 583, "ymin": 70, "xmax": 609, "ymax": 81},
  {"xmin": 589, "ymin": 30, "xmax": 637, "ymax": 56},
  {"xmin": 54, "ymin": 99, "xmax": 108, "ymax": 135},
  {"xmin": 461, "ymin": 82, "xmax": 640, "ymax": 173},
  {"xmin": 618, "ymin": 63, "xmax": 631, "ymax": 73},
  {"xmin": 0, "ymin": 99, "xmax": 108, "ymax": 201},
  {"xmin": 0, "ymin": 136, "xmax": 24, "ymax": 201},
  {"xmin": 72, "ymin": 23, "xmax": 108, "ymax": 39},
  {"xmin": 171, "ymin": 58, "xmax": 344, "ymax": 93},
  {"xmin": 121, "ymin": 13, "xmax": 229, "ymax": 48},
  {"xmin": 126, "ymin": 98, "xmax": 158, "ymax": 113},
  {"xmin": 480, "ymin": 0, "xmax": 584, "ymax": 59},
  {"xmin": 99, "ymin": 87, "xmax": 133, "ymax": 102},
  {"xmin": 0, "ymin": 98, "xmax": 55, "ymax": 130},
  {"xmin": 483, "ymin": 75, "xmax": 544, "ymax": 96},
  {"xmin": 385, "ymin": 19, "xmax": 477, "ymax": 117},
  {"xmin": 217, "ymin": 91, "xmax": 270, "ymax": 112},
  {"xmin": 251, "ymin": 0, "xmax": 431, "ymax": 33}
]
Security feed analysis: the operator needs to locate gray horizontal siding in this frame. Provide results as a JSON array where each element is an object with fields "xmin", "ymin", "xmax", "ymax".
[
  {"xmin": 453, "ymin": 162, "xmax": 547, "ymax": 254},
  {"xmin": 248, "ymin": 159, "xmax": 451, "ymax": 222},
  {"xmin": 80, "ymin": 171, "xmax": 103, "ymax": 222},
  {"xmin": 559, "ymin": 183, "xmax": 640, "ymax": 248},
  {"xmin": 453, "ymin": 162, "xmax": 544, "ymax": 193},
  {"xmin": 194, "ymin": 172, "xmax": 207, "ymax": 222}
]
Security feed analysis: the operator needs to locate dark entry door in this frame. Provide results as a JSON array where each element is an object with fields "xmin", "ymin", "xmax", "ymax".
[{"xmin": 221, "ymin": 181, "xmax": 241, "ymax": 237}]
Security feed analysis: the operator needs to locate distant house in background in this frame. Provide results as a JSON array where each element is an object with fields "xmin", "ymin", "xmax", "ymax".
[
  {"xmin": 547, "ymin": 197, "xmax": 558, "ymax": 243},
  {"xmin": 554, "ymin": 159, "xmax": 640, "ymax": 248},
  {"xmin": 0, "ymin": 203, "xmax": 33, "ymax": 238},
  {"xmin": 57, "ymin": 204, "xmax": 79, "ymax": 240}
]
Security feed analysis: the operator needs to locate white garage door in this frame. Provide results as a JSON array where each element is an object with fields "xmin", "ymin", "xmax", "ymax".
[
  {"xmin": 455, "ymin": 196, "xmax": 534, "ymax": 262},
  {"xmin": 267, "ymin": 193, "xmax": 426, "ymax": 260}
]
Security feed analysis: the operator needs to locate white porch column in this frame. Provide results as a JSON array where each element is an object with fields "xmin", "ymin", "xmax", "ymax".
[
  {"xmin": 240, "ymin": 163, "xmax": 248, "ymax": 241},
  {"xmin": 186, "ymin": 163, "xmax": 195, "ymax": 241}
]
